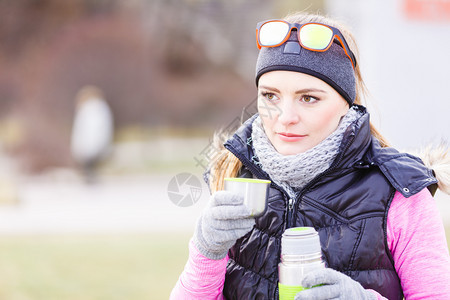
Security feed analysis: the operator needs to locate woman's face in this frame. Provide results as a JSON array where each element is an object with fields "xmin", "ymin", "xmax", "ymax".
[{"xmin": 257, "ymin": 71, "xmax": 349, "ymax": 155}]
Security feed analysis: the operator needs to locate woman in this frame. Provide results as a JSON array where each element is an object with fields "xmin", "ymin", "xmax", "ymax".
[{"xmin": 171, "ymin": 12, "xmax": 450, "ymax": 299}]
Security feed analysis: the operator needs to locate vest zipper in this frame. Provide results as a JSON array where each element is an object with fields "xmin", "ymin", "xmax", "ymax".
[
  {"xmin": 286, "ymin": 133, "xmax": 355, "ymax": 228},
  {"xmin": 287, "ymin": 198, "xmax": 294, "ymax": 228},
  {"xmin": 292, "ymin": 134, "xmax": 357, "ymax": 222}
]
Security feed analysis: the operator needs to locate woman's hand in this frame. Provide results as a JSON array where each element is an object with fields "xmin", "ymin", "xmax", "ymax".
[
  {"xmin": 294, "ymin": 268, "xmax": 376, "ymax": 300},
  {"xmin": 193, "ymin": 190, "xmax": 255, "ymax": 260}
]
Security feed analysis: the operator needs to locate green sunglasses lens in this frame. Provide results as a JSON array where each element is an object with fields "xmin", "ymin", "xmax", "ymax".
[
  {"xmin": 259, "ymin": 21, "xmax": 290, "ymax": 46},
  {"xmin": 299, "ymin": 24, "xmax": 333, "ymax": 50}
]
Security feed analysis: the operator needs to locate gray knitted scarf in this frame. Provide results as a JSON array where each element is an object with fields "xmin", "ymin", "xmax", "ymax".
[{"xmin": 251, "ymin": 106, "xmax": 361, "ymax": 198}]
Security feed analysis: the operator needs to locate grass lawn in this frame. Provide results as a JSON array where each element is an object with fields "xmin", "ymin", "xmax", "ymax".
[
  {"xmin": 0, "ymin": 229, "xmax": 449, "ymax": 300},
  {"xmin": 0, "ymin": 233, "xmax": 191, "ymax": 300}
]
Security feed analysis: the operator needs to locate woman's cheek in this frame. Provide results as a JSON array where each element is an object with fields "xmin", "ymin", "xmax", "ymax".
[{"xmin": 316, "ymin": 110, "xmax": 342, "ymax": 137}]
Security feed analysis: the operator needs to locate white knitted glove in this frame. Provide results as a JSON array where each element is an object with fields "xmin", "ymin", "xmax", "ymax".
[
  {"xmin": 193, "ymin": 190, "xmax": 255, "ymax": 260},
  {"xmin": 294, "ymin": 268, "xmax": 377, "ymax": 300}
]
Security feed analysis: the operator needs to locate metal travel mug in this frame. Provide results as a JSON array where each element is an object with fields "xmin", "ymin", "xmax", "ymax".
[
  {"xmin": 278, "ymin": 227, "xmax": 325, "ymax": 300},
  {"xmin": 223, "ymin": 177, "xmax": 271, "ymax": 217}
]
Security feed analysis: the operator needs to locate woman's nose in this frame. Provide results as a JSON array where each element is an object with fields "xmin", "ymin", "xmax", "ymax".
[{"xmin": 278, "ymin": 101, "xmax": 300, "ymax": 126}]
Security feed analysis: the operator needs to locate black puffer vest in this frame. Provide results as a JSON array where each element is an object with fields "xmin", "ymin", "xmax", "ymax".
[{"xmin": 220, "ymin": 106, "xmax": 437, "ymax": 300}]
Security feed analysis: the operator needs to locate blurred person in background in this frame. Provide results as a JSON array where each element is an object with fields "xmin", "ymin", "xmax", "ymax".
[
  {"xmin": 171, "ymin": 11, "xmax": 450, "ymax": 300},
  {"xmin": 70, "ymin": 85, "xmax": 114, "ymax": 184}
]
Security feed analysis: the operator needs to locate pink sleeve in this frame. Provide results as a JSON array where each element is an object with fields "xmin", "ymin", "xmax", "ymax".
[
  {"xmin": 170, "ymin": 239, "xmax": 229, "ymax": 300},
  {"xmin": 386, "ymin": 189, "xmax": 450, "ymax": 299}
]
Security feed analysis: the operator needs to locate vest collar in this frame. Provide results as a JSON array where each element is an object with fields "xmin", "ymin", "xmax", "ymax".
[{"xmin": 368, "ymin": 143, "xmax": 437, "ymax": 198}]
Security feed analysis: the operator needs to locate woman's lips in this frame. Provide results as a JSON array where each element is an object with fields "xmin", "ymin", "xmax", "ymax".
[{"xmin": 277, "ymin": 132, "xmax": 307, "ymax": 142}]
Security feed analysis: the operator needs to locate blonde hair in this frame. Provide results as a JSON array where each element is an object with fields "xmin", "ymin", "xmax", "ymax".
[{"xmin": 209, "ymin": 12, "xmax": 389, "ymax": 193}]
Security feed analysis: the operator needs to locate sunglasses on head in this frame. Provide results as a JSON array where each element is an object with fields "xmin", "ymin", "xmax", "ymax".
[{"xmin": 256, "ymin": 19, "xmax": 357, "ymax": 69}]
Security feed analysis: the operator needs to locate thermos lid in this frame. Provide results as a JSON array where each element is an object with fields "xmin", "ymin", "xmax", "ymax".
[{"xmin": 281, "ymin": 227, "xmax": 321, "ymax": 256}]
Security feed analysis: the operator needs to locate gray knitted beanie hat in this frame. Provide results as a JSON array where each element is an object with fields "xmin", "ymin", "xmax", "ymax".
[{"xmin": 255, "ymin": 30, "xmax": 356, "ymax": 105}]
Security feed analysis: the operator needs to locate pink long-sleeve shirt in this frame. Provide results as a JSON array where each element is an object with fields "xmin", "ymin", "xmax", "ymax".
[{"xmin": 170, "ymin": 188, "xmax": 450, "ymax": 299}]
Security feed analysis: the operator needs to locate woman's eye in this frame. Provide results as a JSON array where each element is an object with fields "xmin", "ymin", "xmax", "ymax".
[
  {"xmin": 301, "ymin": 95, "xmax": 318, "ymax": 103},
  {"xmin": 260, "ymin": 92, "xmax": 278, "ymax": 102}
]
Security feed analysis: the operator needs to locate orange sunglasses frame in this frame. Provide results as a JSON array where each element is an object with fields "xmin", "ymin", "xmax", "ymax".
[{"xmin": 256, "ymin": 19, "xmax": 356, "ymax": 69}]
